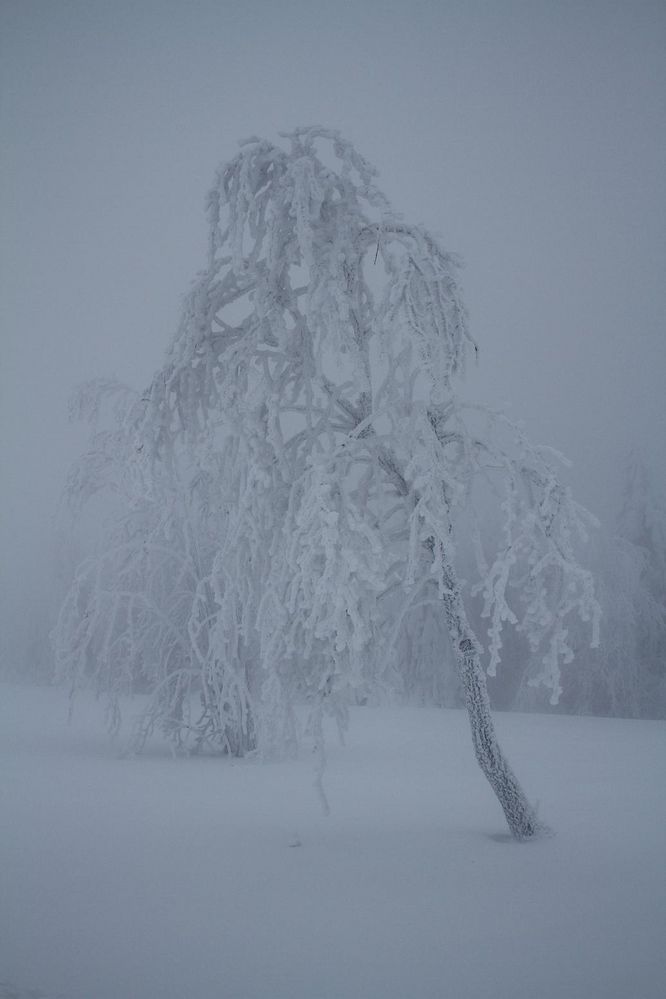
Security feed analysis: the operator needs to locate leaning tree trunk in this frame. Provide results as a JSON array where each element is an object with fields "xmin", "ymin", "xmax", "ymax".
[
  {"xmin": 374, "ymin": 434, "xmax": 542, "ymax": 838},
  {"xmin": 440, "ymin": 554, "xmax": 543, "ymax": 840}
]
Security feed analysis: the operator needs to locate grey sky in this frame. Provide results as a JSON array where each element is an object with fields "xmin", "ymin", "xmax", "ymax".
[{"xmin": 1, "ymin": 0, "xmax": 665, "ymax": 667}]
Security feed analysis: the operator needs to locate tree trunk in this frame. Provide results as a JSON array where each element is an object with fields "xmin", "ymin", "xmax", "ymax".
[
  {"xmin": 456, "ymin": 638, "xmax": 542, "ymax": 838},
  {"xmin": 375, "ymin": 446, "xmax": 543, "ymax": 838},
  {"xmin": 441, "ymin": 558, "xmax": 543, "ymax": 840}
]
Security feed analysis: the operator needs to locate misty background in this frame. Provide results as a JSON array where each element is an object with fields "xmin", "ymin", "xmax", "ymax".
[{"xmin": 1, "ymin": 0, "xmax": 665, "ymax": 678}]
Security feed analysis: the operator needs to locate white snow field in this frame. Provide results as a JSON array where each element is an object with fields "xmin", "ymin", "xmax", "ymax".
[{"xmin": 1, "ymin": 684, "xmax": 665, "ymax": 999}]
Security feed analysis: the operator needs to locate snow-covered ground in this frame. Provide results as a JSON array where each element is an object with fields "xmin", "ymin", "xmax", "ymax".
[{"xmin": 1, "ymin": 684, "xmax": 665, "ymax": 999}]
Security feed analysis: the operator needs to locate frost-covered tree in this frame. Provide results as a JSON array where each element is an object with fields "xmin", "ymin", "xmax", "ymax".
[
  {"xmin": 57, "ymin": 128, "xmax": 600, "ymax": 838},
  {"xmin": 616, "ymin": 453, "xmax": 666, "ymax": 715},
  {"xmin": 552, "ymin": 535, "xmax": 652, "ymax": 718},
  {"xmin": 519, "ymin": 452, "xmax": 665, "ymax": 720},
  {"xmin": 618, "ymin": 452, "xmax": 666, "ymax": 601},
  {"xmin": 573, "ymin": 453, "xmax": 665, "ymax": 717},
  {"xmin": 54, "ymin": 379, "xmax": 227, "ymax": 750}
]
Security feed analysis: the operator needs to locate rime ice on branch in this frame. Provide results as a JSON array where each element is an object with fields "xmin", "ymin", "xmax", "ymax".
[{"xmin": 56, "ymin": 128, "xmax": 600, "ymax": 838}]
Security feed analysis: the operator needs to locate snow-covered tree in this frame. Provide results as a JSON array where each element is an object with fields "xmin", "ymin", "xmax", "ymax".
[
  {"xmin": 517, "ymin": 452, "xmax": 666, "ymax": 720},
  {"xmin": 551, "ymin": 535, "xmax": 650, "ymax": 717},
  {"xmin": 54, "ymin": 379, "xmax": 227, "ymax": 750},
  {"xmin": 617, "ymin": 452, "xmax": 666, "ymax": 714},
  {"xmin": 561, "ymin": 453, "xmax": 665, "ymax": 718},
  {"xmin": 57, "ymin": 128, "xmax": 600, "ymax": 838}
]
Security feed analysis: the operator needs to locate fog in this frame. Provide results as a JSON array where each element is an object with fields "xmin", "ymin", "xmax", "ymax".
[{"xmin": 1, "ymin": 0, "xmax": 665, "ymax": 675}]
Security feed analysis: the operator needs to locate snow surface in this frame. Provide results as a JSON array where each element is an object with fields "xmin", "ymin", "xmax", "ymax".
[{"xmin": 1, "ymin": 684, "xmax": 665, "ymax": 999}]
